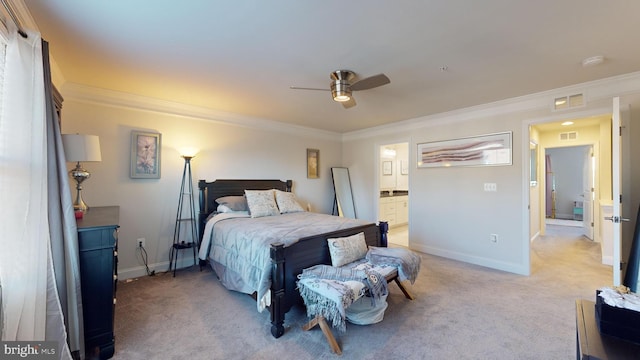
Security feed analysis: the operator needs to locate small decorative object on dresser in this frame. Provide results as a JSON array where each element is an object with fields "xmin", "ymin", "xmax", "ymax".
[{"xmin": 76, "ymin": 206, "xmax": 119, "ymax": 359}]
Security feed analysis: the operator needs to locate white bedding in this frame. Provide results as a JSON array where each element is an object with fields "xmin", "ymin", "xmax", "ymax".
[{"xmin": 199, "ymin": 211, "xmax": 371, "ymax": 312}]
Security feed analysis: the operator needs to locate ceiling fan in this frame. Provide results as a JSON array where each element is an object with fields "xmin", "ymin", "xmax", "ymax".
[{"xmin": 290, "ymin": 70, "xmax": 390, "ymax": 109}]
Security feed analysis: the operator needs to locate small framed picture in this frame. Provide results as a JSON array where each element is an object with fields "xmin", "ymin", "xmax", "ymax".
[
  {"xmin": 130, "ymin": 131, "xmax": 161, "ymax": 179},
  {"xmin": 401, "ymin": 160, "xmax": 409, "ymax": 175},
  {"xmin": 307, "ymin": 148, "xmax": 319, "ymax": 179},
  {"xmin": 382, "ymin": 161, "xmax": 393, "ymax": 175}
]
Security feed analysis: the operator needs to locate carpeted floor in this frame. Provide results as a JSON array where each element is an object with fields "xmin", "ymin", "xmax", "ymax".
[{"xmin": 113, "ymin": 224, "xmax": 610, "ymax": 359}]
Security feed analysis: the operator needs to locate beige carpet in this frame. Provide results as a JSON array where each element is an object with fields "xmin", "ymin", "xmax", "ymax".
[{"xmin": 113, "ymin": 225, "xmax": 610, "ymax": 359}]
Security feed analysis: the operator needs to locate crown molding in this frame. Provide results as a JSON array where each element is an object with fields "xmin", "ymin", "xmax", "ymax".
[
  {"xmin": 342, "ymin": 71, "xmax": 640, "ymax": 142},
  {"xmin": 8, "ymin": 0, "xmax": 37, "ymax": 31},
  {"xmin": 15, "ymin": 0, "xmax": 66, "ymax": 87},
  {"xmin": 61, "ymin": 82, "xmax": 342, "ymax": 141}
]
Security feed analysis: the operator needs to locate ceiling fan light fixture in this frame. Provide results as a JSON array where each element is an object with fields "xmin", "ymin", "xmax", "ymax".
[{"xmin": 331, "ymin": 80, "xmax": 352, "ymax": 102}]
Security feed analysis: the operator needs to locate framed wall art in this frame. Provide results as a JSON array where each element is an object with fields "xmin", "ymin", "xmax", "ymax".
[
  {"xmin": 401, "ymin": 160, "xmax": 409, "ymax": 175},
  {"xmin": 417, "ymin": 131, "xmax": 512, "ymax": 168},
  {"xmin": 382, "ymin": 160, "xmax": 393, "ymax": 175},
  {"xmin": 307, "ymin": 148, "xmax": 319, "ymax": 179},
  {"xmin": 130, "ymin": 131, "xmax": 162, "ymax": 179}
]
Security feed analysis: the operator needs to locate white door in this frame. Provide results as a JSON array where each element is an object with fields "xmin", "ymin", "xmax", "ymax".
[
  {"xmin": 582, "ymin": 146, "xmax": 594, "ymax": 239},
  {"xmin": 609, "ymin": 97, "xmax": 623, "ymax": 286}
]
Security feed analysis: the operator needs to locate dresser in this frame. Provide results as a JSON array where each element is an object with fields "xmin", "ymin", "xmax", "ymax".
[
  {"xmin": 575, "ymin": 299, "xmax": 640, "ymax": 359},
  {"xmin": 77, "ymin": 206, "xmax": 119, "ymax": 360}
]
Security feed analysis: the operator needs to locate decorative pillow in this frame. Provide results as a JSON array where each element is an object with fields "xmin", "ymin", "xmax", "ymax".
[
  {"xmin": 216, "ymin": 204, "xmax": 234, "ymax": 213},
  {"xmin": 327, "ymin": 232, "xmax": 368, "ymax": 267},
  {"xmin": 244, "ymin": 190, "xmax": 279, "ymax": 218},
  {"xmin": 274, "ymin": 190, "xmax": 305, "ymax": 214},
  {"xmin": 215, "ymin": 196, "xmax": 248, "ymax": 212}
]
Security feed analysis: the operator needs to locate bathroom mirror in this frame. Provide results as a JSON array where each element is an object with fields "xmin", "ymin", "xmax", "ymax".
[{"xmin": 331, "ymin": 167, "xmax": 356, "ymax": 218}]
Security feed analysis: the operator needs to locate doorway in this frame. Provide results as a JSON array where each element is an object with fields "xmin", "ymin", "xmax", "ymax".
[
  {"xmin": 529, "ymin": 114, "xmax": 612, "ymax": 267},
  {"xmin": 545, "ymin": 145, "xmax": 594, "ymax": 240},
  {"xmin": 378, "ymin": 142, "xmax": 409, "ymax": 247}
]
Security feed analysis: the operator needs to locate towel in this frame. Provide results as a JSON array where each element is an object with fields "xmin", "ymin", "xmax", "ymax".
[{"xmin": 598, "ymin": 286, "xmax": 640, "ymax": 312}]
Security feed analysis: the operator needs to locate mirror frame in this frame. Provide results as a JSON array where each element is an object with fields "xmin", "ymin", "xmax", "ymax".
[{"xmin": 331, "ymin": 167, "xmax": 357, "ymax": 218}]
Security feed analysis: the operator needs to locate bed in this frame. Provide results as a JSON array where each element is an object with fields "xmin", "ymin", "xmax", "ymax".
[{"xmin": 197, "ymin": 179, "xmax": 388, "ymax": 338}]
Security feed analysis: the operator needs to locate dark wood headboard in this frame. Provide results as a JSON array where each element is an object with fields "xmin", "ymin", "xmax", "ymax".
[{"xmin": 197, "ymin": 179, "xmax": 292, "ymax": 241}]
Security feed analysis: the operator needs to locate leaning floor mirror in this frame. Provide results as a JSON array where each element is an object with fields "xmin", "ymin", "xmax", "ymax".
[{"xmin": 331, "ymin": 167, "xmax": 357, "ymax": 218}]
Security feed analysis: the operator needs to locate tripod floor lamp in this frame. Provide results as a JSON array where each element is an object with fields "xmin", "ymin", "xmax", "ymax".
[{"xmin": 62, "ymin": 134, "xmax": 102, "ymax": 212}]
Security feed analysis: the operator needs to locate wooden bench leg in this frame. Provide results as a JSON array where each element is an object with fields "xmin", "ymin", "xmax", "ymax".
[
  {"xmin": 302, "ymin": 315, "xmax": 342, "ymax": 355},
  {"xmin": 393, "ymin": 278, "xmax": 415, "ymax": 300}
]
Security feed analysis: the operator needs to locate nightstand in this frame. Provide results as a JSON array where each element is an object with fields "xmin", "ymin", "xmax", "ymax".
[{"xmin": 77, "ymin": 206, "xmax": 119, "ymax": 360}]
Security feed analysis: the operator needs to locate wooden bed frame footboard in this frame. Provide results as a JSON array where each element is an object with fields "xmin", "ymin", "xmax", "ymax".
[{"xmin": 269, "ymin": 222, "xmax": 388, "ymax": 338}]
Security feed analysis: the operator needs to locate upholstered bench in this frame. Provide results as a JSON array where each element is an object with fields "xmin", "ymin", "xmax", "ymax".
[{"xmin": 298, "ymin": 259, "xmax": 415, "ymax": 355}]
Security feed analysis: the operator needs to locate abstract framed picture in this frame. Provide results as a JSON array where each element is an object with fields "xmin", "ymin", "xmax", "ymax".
[
  {"xmin": 130, "ymin": 131, "xmax": 162, "ymax": 179},
  {"xmin": 307, "ymin": 148, "xmax": 319, "ymax": 179},
  {"xmin": 417, "ymin": 131, "xmax": 512, "ymax": 168}
]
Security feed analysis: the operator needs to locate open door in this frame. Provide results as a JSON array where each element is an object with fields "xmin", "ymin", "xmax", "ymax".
[
  {"xmin": 608, "ymin": 97, "xmax": 624, "ymax": 285},
  {"xmin": 582, "ymin": 146, "xmax": 594, "ymax": 239}
]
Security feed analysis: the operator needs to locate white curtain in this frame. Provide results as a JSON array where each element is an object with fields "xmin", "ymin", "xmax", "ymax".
[{"xmin": 0, "ymin": 26, "xmax": 74, "ymax": 360}]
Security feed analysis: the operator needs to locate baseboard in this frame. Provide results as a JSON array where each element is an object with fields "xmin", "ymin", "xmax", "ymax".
[
  {"xmin": 411, "ymin": 243, "xmax": 529, "ymax": 276},
  {"xmin": 601, "ymin": 255, "xmax": 613, "ymax": 266}
]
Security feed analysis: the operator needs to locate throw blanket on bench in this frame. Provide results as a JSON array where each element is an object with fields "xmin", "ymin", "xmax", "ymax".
[
  {"xmin": 297, "ymin": 264, "xmax": 387, "ymax": 331},
  {"xmin": 366, "ymin": 246, "xmax": 421, "ymax": 284}
]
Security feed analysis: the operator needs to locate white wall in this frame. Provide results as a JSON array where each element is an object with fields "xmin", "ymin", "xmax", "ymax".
[
  {"xmin": 60, "ymin": 94, "xmax": 343, "ymax": 279},
  {"xmin": 345, "ymin": 112, "xmax": 530, "ymax": 275},
  {"xmin": 378, "ymin": 143, "xmax": 408, "ymax": 191}
]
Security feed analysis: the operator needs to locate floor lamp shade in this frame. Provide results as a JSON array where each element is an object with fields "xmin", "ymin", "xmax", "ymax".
[{"xmin": 62, "ymin": 134, "xmax": 102, "ymax": 211}]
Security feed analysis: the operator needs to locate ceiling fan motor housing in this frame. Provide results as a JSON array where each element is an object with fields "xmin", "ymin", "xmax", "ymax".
[
  {"xmin": 331, "ymin": 81, "xmax": 352, "ymax": 101},
  {"xmin": 330, "ymin": 70, "xmax": 355, "ymax": 101}
]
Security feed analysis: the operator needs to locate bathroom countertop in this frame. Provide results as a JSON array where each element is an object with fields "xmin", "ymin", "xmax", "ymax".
[{"xmin": 380, "ymin": 190, "xmax": 408, "ymax": 198}]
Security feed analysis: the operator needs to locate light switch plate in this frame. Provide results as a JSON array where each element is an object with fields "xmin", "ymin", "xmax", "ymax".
[{"xmin": 483, "ymin": 183, "xmax": 497, "ymax": 192}]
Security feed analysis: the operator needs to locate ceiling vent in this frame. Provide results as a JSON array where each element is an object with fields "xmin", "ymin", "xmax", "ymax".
[
  {"xmin": 559, "ymin": 131, "xmax": 578, "ymax": 141},
  {"xmin": 553, "ymin": 93, "xmax": 584, "ymax": 111}
]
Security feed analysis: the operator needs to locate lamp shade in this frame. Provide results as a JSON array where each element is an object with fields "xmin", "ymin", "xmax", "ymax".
[{"xmin": 62, "ymin": 134, "xmax": 102, "ymax": 162}]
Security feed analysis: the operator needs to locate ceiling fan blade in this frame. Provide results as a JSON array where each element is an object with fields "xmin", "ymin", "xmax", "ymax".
[
  {"xmin": 351, "ymin": 73, "xmax": 390, "ymax": 91},
  {"xmin": 341, "ymin": 98, "xmax": 356, "ymax": 109},
  {"xmin": 289, "ymin": 86, "xmax": 329, "ymax": 91}
]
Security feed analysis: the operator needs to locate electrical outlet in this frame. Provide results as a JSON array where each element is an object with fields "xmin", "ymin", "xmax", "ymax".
[
  {"xmin": 137, "ymin": 238, "xmax": 146, "ymax": 248},
  {"xmin": 490, "ymin": 234, "xmax": 498, "ymax": 243}
]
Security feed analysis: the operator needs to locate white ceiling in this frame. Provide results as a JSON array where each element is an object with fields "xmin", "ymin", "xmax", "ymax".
[{"xmin": 23, "ymin": 0, "xmax": 640, "ymax": 133}]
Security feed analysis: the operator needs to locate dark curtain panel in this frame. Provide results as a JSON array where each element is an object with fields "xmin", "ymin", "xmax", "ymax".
[{"xmin": 42, "ymin": 39, "xmax": 85, "ymax": 359}]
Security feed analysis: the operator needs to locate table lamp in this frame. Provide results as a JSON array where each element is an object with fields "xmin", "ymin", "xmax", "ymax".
[{"xmin": 62, "ymin": 134, "xmax": 102, "ymax": 211}]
